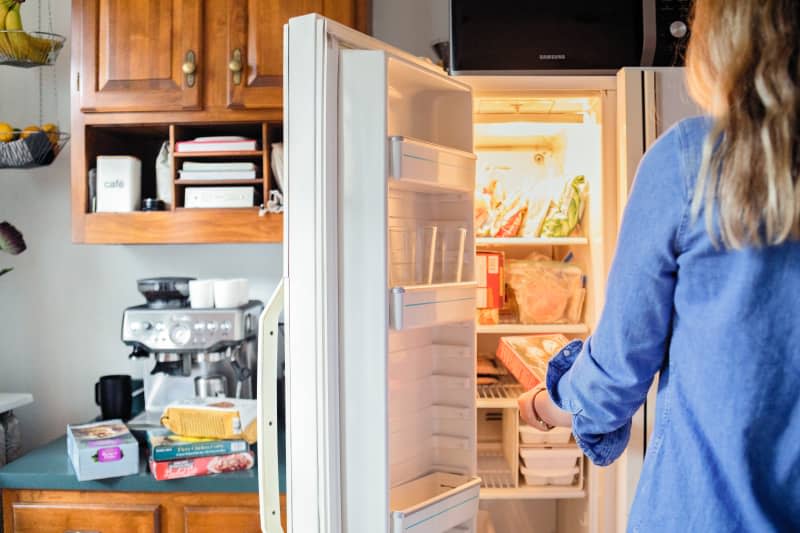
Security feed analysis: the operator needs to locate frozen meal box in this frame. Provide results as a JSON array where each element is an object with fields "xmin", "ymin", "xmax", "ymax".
[
  {"xmin": 476, "ymin": 251, "xmax": 504, "ymax": 310},
  {"xmin": 496, "ymin": 334, "xmax": 570, "ymax": 390},
  {"xmin": 160, "ymin": 398, "xmax": 257, "ymax": 444},
  {"xmin": 67, "ymin": 420, "xmax": 139, "ymax": 481},
  {"xmin": 146, "ymin": 428, "xmax": 249, "ymax": 462},
  {"xmin": 149, "ymin": 451, "xmax": 255, "ymax": 481}
]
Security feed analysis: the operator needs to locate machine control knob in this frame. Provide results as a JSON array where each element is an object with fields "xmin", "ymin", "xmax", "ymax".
[
  {"xmin": 170, "ymin": 324, "xmax": 192, "ymax": 346},
  {"xmin": 193, "ymin": 322, "xmax": 206, "ymax": 331},
  {"xmin": 131, "ymin": 321, "xmax": 152, "ymax": 332},
  {"xmin": 670, "ymin": 20, "xmax": 688, "ymax": 38},
  {"xmin": 220, "ymin": 321, "xmax": 232, "ymax": 334},
  {"xmin": 206, "ymin": 321, "xmax": 218, "ymax": 332}
]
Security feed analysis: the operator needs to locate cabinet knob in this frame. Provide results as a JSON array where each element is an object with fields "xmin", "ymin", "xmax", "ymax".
[
  {"xmin": 230, "ymin": 48, "xmax": 243, "ymax": 85},
  {"xmin": 182, "ymin": 50, "xmax": 197, "ymax": 88}
]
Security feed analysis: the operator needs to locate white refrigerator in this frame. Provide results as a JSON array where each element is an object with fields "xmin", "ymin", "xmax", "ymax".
[{"xmin": 258, "ymin": 13, "xmax": 701, "ymax": 533}]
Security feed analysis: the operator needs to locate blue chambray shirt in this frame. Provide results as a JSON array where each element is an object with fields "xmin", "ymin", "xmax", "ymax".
[{"xmin": 546, "ymin": 117, "xmax": 800, "ymax": 532}]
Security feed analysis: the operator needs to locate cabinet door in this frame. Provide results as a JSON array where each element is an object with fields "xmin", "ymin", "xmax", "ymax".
[
  {"xmin": 226, "ymin": 0, "xmax": 366, "ymax": 110},
  {"xmin": 9, "ymin": 502, "xmax": 160, "ymax": 533},
  {"xmin": 77, "ymin": 0, "xmax": 203, "ymax": 112},
  {"xmin": 184, "ymin": 505, "xmax": 260, "ymax": 533}
]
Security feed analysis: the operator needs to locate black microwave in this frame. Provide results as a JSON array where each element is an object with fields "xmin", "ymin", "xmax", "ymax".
[{"xmin": 449, "ymin": 0, "xmax": 693, "ymax": 74}]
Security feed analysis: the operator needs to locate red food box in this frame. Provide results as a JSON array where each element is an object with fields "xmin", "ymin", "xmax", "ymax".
[
  {"xmin": 496, "ymin": 334, "xmax": 570, "ymax": 390},
  {"xmin": 476, "ymin": 251, "xmax": 504, "ymax": 311},
  {"xmin": 149, "ymin": 451, "xmax": 255, "ymax": 481}
]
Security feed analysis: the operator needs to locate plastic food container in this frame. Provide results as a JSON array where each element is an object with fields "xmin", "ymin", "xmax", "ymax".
[
  {"xmin": 520, "ymin": 465, "xmax": 580, "ymax": 487},
  {"xmin": 519, "ymin": 446, "xmax": 581, "ymax": 470},
  {"xmin": 519, "ymin": 424, "xmax": 572, "ymax": 445}
]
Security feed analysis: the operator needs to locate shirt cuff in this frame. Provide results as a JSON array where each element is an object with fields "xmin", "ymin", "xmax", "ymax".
[{"xmin": 546, "ymin": 339, "xmax": 632, "ymax": 467}]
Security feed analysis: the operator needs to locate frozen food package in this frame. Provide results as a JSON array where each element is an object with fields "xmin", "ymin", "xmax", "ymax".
[
  {"xmin": 506, "ymin": 259, "xmax": 585, "ymax": 324},
  {"xmin": 161, "ymin": 398, "xmax": 257, "ymax": 444},
  {"xmin": 496, "ymin": 334, "xmax": 570, "ymax": 390},
  {"xmin": 149, "ymin": 451, "xmax": 255, "ymax": 480},
  {"xmin": 540, "ymin": 175, "xmax": 588, "ymax": 238}
]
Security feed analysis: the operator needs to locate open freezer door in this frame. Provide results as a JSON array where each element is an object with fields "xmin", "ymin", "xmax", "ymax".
[
  {"xmin": 615, "ymin": 67, "xmax": 701, "ymax": 531},
  {"xmin": 285, "ymin": 14, "xmax": 477, "ymax": 533}
]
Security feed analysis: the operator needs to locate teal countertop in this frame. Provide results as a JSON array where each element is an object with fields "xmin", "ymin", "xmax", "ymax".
[{"xmin": 0, "ymin": 429, "xmax": 285, "ymax": 494}]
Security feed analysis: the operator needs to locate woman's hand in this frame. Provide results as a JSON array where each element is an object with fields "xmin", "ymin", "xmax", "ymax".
[{"xmin": 518, "ymin": 387, "xmax": 573, "ymax": 429}]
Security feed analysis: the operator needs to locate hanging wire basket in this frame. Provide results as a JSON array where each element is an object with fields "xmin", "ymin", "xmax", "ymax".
[
  {"xmin": 0, "ymin": 128, "xmax": 69, "ymax": 168},
  {"xmin": 0, "ymin": 30, "xmax": 65, "ymax": 67}
]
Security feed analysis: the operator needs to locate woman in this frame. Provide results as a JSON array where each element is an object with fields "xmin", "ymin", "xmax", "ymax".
[{"xmin": 519, "ymin": 1, "xmax": 800, "ymax": 531}]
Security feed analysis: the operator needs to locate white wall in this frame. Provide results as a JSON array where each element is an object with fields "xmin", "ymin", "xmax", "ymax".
[
  {"xmin": 0, "ymin": 1, "xmax": 281, "ymax": 450},
  {"xmin": 372, "ymin": 0, "xmax": 448, "ymax": 59}
]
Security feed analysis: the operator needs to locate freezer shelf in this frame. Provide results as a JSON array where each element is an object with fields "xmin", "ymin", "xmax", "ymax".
[
  {"xmin": 390, "ymin": 283, "xmax": 477, "ymax": 330},
  {"xmin": 389, "ymin": 136, "xmax": 476, "ymax": 193},
  {"xmin": 391, "ymin": 472, "xmax": 482, "ymax": 533}
]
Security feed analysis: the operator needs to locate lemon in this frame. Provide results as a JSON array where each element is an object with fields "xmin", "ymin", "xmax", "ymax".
[
  {"xmin": 20, "ymin": 125, "xmax": 41, "ymax": 140},
  {"xmin": 0, "ymin": 123, "xmax": 14, "ymax": 143},
  {"xmin": 42, "ymin": 123, "xmax": 59, "ymax": 145}
]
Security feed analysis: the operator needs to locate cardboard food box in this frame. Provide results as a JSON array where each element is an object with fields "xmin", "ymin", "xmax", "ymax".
[
  {"xmin": 496, "ymin": 334, "xmax": 570, "ymax": 390},
  {"xmin": 149, "ymin": 451, "xmax": 255, "ymax": 481},
  {"xmin": 476, "ymin": 251, "xmax": 505, "ymax": 325},
  {"xmin": 67, "ymin": 420, "xmax": 139, "ymax": 481},
  {"xmin": 146, "ymin": 428, "xmax": 249, "ymax": 462}
]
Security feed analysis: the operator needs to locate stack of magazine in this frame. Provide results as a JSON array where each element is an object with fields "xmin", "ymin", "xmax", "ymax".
[
  {"xmin": 146, "ymin": 428, "xmax": 254, "ymax": 481},
  {"xmin": 178, "ymin": 161, "xmax": 258, "ymax": 181}
]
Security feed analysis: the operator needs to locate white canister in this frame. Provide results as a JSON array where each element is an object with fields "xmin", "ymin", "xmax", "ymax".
[
  {"xmin": 96, "ymin": 156, "xmax": 142, "ymax": 212},
  {"xmin": 189, "ymin": 279, "xmax": 215, "ymax": 308}
]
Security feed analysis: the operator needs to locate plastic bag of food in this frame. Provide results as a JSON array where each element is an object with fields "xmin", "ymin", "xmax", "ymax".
[
  {"xmin": 161, "ymin": 398, "xmax": 257, "ymax": 444},
  {"xmin": 540, "ymin": 175, "xmax": 588, "ymax": 238},
  {"xmin": 506, "ymin": 259, "xmax": 585, "ymax": 324}
]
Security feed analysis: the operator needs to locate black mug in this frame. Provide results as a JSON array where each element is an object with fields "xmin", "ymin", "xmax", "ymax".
[{"xmin": 95, "ymin": 375, "xmax": 132, "ymax": 421}]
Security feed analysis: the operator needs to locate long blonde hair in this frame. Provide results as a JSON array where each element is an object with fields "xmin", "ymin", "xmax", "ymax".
[{"xmin": 686, "ymin": 0, "xmax": 800, "ymax": 248}]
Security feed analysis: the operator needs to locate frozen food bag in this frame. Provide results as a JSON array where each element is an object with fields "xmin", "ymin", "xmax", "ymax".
[
  {"xmin": 506, "ymin": 259, "xmax": 584, "ymax": 324},
  {"xmin": 540, "ymin": 175, "xmax": 588, "ymax": 238}
]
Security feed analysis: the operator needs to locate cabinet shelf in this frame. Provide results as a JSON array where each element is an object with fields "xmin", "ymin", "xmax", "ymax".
[
  {"xmin": 477, "ymin": 323, "xmax": 589, "ymax": 335},
  {"xmin": 173, "ymin": 150, "xmax": 263, "ymax": 159},
  {"xmin": 175, "ymin": 179, "xmax": 263, "ymax": 186},
  {"xmin": 78, "ymin": 211, "xmax": 281, "ymax": 244}
]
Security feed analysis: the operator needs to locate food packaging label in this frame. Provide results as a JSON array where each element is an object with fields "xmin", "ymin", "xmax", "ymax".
[{"xmin": 149, "ymin": 451, "xmax": 255, "ymax": 481}]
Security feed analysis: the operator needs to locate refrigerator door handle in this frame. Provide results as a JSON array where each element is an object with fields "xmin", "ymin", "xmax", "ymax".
[{"xmin": 258, "ymin": 278, "xmax": 285, "ymax": 533}]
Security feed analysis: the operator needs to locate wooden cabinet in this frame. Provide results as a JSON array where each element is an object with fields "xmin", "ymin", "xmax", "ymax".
[
  {"xmin": 71, "ymin": 0, "xmax": 370, "ymax": 244},
  {"xmin": 225, "ymin": 0, "xmax": 367, "ymax": 110},
  {"xmin": 77, "ymin": 0, "xmax": 204, "ymax": 113},
  {"xmin": 2, "ymin": 489, "xmax": 286, "ymax": 533},
  {"xmin": 75, "ymin": 0, "xmax": 370, "ymax": 113}
]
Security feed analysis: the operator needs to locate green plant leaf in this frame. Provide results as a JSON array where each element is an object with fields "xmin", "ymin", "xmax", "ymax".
[{"xmin": 0, "ymin": 222, "xmax": 26, "ymax": 255}]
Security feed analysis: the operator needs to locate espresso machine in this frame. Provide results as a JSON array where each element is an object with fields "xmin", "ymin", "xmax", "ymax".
[{"xmin": 121, "ymin": 277, "xmax": 263, "ymax": 427}]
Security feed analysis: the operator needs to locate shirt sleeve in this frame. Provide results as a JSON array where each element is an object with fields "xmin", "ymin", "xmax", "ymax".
[{"xmin": 546, "ymin": 123, "xmax": 690, "ymax": 467}]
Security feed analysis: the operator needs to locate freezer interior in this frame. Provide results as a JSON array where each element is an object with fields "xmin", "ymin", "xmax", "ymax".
[{"xmin": 470, "ymin": 93, "xmax": 609, "ymax": 533}]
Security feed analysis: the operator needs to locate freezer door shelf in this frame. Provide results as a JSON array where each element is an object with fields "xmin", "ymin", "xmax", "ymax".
[
  {"xmin": 390, "ymin": 282, "xmax": 477, "ymax": 330},
  {"xmin": 389, "ymin": 136, "xmax": 476, "ymax": 193},
  {"xmin": 391, "ymin": 472, "xmax": 482, "ymax": 533}
]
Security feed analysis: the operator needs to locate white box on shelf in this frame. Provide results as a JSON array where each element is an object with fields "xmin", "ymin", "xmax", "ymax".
[
  {"xmin": 184, "ymin": 186, "xmax": 255, "ymax": 208},
  {"xmin": 96, "ymin": 156, "xmax": 141, "ymax": 212},
  {"xmin": 520, "ymin": 464, "xmax": 580, "ymax": 487},
  {"xmin": 519, "ymin": 446, "xmax": 582, "ymax": 470},
  {"xmin": 519, "ymin": 424, "xmax": 573, "ymax": 445},
  {"xmin": 390, "ymin": 471, "xmax": 481, "ymax": 533}
]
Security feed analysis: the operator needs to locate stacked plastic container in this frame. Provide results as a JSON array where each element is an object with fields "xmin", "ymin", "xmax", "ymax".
[{"xmin": 518, "ymin": 420, "xmax": 583, "ymax": 488}]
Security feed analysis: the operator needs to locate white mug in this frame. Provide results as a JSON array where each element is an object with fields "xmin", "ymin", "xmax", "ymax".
[
  {"xmin": 189, "ymin": 279, "xmax": 214, "ymax": 308},
  {"xmin": 214, "ymin": 279, "xmax": 241, "ymax": 308}
]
